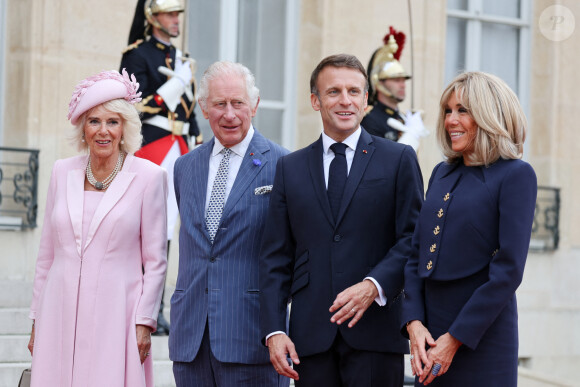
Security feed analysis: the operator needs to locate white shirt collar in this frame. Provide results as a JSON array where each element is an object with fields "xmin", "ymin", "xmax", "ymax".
[
  {"xmin": 322, "ymin": 127, "xmax": 361, "ymax": 154},
  {"xmin": 211, "ymin": 125, "xmax": 255, "ymax": 157}
]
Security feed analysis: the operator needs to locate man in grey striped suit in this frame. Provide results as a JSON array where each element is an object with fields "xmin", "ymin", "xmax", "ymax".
[{"xmin": 169, "ymin": 61, "xmax": 289, "ymax": 387}]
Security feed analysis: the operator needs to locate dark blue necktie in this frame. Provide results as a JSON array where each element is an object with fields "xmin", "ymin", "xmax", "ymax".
[{"xmin": 327, "ymin": 142, "xmax": 348, "ymax": 221}]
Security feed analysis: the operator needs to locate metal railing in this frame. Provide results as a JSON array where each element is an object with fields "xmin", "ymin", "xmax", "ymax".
[
  {"xmin": 0, "ymin": 147, "xmax": 40, "ymax": 230},
  {"xmin": 530, "ymin": 186, "xmax": 560, "ymax": 252}
]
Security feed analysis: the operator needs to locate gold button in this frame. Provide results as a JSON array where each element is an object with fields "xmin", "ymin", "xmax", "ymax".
[
  {"xmin": 433, "ymin": 225, "xmax": 440, "ymax": 235},
  {"xmin": 427, "ymin": 260, "xmax": 433, "ymax": 270},
  {"xmin": 430, "ymin": 243, "xmax": 437, "ymax": 253},
  {"xmin": 437, "ymin": 209, "xmax": 444, "ymax": 218},
  {"xmin": 444, "ymin": 193, "xmax": 450, "ymax": 201}
]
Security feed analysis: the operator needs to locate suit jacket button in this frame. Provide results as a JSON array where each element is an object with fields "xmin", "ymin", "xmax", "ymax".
[
  {"xmin": 210, "ymin": 256, "xmax": 216, "ymax": 262},
  {"xmin": 334, "ymin": 235, "xmax": 341, "ymax": 242}
]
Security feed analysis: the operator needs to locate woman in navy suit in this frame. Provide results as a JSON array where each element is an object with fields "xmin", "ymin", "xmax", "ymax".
[{"xmin": 402, "ymin": 72, "xmax": 537, "ymax": 386}]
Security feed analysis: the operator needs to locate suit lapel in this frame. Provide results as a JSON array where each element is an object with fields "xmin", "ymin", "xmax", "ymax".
[
  {"xmin": 336, "ymin": 130, "xmax": 374, "ymax": 225},
  {"xmin": 308, "ymin": 137, "xmax": 334, "ymax": 226},
  {"xmin": 67, "ymin": 158, "xmax": 87, "ymax": 257},
  {"xmin": 194, "ymin": 140, "xmax": 213, "ymax": 243},
  {"xmin": 221, "ymin": 131, "xmax": 269, "ymax": 220},
  {"xmin": 84, "ymin": 155, "xmax": 136, "ymax": 251}
]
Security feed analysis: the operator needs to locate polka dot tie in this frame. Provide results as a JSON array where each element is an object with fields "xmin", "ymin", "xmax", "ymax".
[{"xmin": 206, "ymin": 148, "xmax": 232, "ymax": 243}]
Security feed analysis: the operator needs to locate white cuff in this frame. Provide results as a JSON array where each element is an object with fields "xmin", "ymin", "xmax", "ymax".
[
  {"xmin": 265, "ymin": 331, "xmax": 286, "ymax": 346},
  {"xmin": 364, "ymin": 277, "xmax": 387, "ymax": 306}
]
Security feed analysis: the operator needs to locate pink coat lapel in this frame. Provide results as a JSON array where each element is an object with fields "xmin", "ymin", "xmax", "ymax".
[
  {"xmin": 66, "ymin": 155, "xmax": 137, "ymax": 255},
  {"xmin": 84, "ymin": 155, "xmax": 136, "ymax": 251},
  {"xmin": 67, "ymin": 166, "xmax": 86, "ymax": 256}
]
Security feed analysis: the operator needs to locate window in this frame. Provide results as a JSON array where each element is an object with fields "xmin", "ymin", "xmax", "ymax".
[
  {"xmin": 187, "ymin": 0, "xmax": 299, "ymax": 149},
  {"xmin": 445, "ymin": 0, "xmax": 531, "ymax": 104}
]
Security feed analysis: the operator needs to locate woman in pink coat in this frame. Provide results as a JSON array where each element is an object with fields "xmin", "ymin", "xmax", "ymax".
[{"xmin": 27, "ymin": 69, "xmax": 168, "ymax": 387}]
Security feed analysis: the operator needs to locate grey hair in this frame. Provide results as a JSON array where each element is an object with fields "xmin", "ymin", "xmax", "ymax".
[
  {"xmin": 71, "ymin": 99, "xmax": 142, "ymax": 155},
  {"xmin": 197, "ymin": 61, "xmax": 260, "ymax": 110},
  {"xmin": 437, "ymin": 71, "xmax": 527, "ymax": 166}
]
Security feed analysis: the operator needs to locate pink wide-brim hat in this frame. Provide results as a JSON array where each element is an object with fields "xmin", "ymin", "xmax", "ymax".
[{"xmin": 68, "ymin": 68, "xmax": 142, "ymax": 125}]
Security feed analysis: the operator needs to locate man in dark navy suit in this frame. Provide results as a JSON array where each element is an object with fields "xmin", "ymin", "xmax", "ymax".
[{"xmin": 259, "ymin": 54, "xmax": 424, "ymax": 386}]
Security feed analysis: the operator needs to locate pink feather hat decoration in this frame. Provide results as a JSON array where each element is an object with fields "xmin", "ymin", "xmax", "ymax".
[{"xmin": 68, "ymin": 68, "xmax": 142, "ymax": 125}]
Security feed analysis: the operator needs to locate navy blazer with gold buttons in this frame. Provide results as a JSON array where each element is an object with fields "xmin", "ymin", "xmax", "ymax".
[{"xmin": 402, "ymin": 158, "xmax": 537, "ymax": 350}]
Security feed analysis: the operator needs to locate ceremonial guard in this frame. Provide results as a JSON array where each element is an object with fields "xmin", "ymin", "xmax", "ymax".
[
  {"xmin": 120, "ymin": 0, "xmax": 201, "ymax": 335},
  {"xmin": 362, "ymin": 27, "xmax": 428, "ymax": 151}
]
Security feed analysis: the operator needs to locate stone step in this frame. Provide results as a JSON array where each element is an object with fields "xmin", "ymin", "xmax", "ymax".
[
  {"xmin": 0, "ymin": 335, "xmax": 170, "ymax": 363},
  {"xmin": 0, "ymin": 308, "xmax": 30, "ymax": 335},
  {"xmin": 0, "ymin": 336, "xmax": 30, "ymax": 363},
  {"xmin": 0, "ymin": 281, "xmax": 32, "ymax": 308},
  {"xmin": 0, "ymin": 361, "xmax": 175, "ymax": 387}
]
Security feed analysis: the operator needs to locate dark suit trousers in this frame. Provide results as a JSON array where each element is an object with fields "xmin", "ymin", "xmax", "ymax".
[
  {"xmin": 173, "ymin": 320, "xmax": 287, "ymax": 387},
  {"xmin": 294, "ymin": 331, "xmax": 403, "ymax": 387}
]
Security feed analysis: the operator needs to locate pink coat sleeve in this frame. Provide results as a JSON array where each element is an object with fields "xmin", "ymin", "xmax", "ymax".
[
  {"xmin": 29, "ymin": 161, "xmax": 60, "ymax": 320},
  {"xmin": 135, "ymin": 167, "xmax": 168, "ymax": 330}
]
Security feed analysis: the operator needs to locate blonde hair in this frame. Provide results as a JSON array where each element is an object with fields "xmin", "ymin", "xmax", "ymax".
[
  {"xmin": 436, "ymin": 72, "xmax": 527, "ymax": 166},
  {"xmin": 71, "ymin": 99, "xmax": 142, "ymax": 155}
]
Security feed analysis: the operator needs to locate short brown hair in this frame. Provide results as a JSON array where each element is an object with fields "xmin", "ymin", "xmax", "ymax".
[
  {"xmin": 310, "ymin": 54, "xmax": 368, "ymax": 96},
  {"xmin": 437, "ymin": 71, "xmax": 527, "ymax": 166}
]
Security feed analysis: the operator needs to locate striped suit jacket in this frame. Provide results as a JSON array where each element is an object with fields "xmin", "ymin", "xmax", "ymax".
[{"xmin": 169, "ymin": 130, "xmax": 289, "ymax": 364}]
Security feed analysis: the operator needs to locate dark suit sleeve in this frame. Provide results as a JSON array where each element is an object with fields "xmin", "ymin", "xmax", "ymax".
[
  {"xmin": 259, "ymin": 156, "xmax": 295, "ymax": 343},
  {"xmin": 369, "ymin": 145, "xmax": 424, "ymax": 303},
  {"xmin": 173, "ymin": 156, "xmax": 182, "ymax": 208},
  {"xmin": 448, "ymin": 162, "xmax": 537, "ymax": 349},
  {"xmin": 401, "ymin": 162, "xmax": 443, "ymax": 334}
]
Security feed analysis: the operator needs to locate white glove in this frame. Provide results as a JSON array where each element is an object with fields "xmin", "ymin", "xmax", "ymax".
[
  {"xmin": 390, "ymin": 111, "xmax": 429, "ymax": 152},
  {"xmin": 156, "ymin": 59, "xmax": 194, "ymax": 112},
  {"xmin": 174, "ymin": 58, "xmax": 193, "ymax": 86}
]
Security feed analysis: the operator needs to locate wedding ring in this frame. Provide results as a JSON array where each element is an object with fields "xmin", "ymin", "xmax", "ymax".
[
  {"xmin": 351, "ymin": 308, "xmax": 356, "ymax": 313},
  {"xmin": 145, "ymin": 352, "xmax": 150, "ymax": 356}
]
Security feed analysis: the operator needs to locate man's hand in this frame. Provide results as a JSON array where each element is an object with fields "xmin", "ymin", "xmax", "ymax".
[
  {"xmin": 267, "ymin": 334, "xmax": 300, "ymax": 380},
  {"xmin": 329, "ymin": 279, "xmax": 377, "ymax": 328}
]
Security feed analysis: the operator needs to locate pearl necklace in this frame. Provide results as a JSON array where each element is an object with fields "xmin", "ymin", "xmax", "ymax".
[{"xmin": 86, "ymin": 152, "xmax": 125, "ymax": 190}]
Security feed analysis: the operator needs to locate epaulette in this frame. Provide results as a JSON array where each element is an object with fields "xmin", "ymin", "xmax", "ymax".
[
  {"xmin": 364, "ymin": 105, "xmax": 374, "ymax": 116},
  {"xmin": 121, "ymin": 39, "xmax": 144, "ymax": 54}
]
